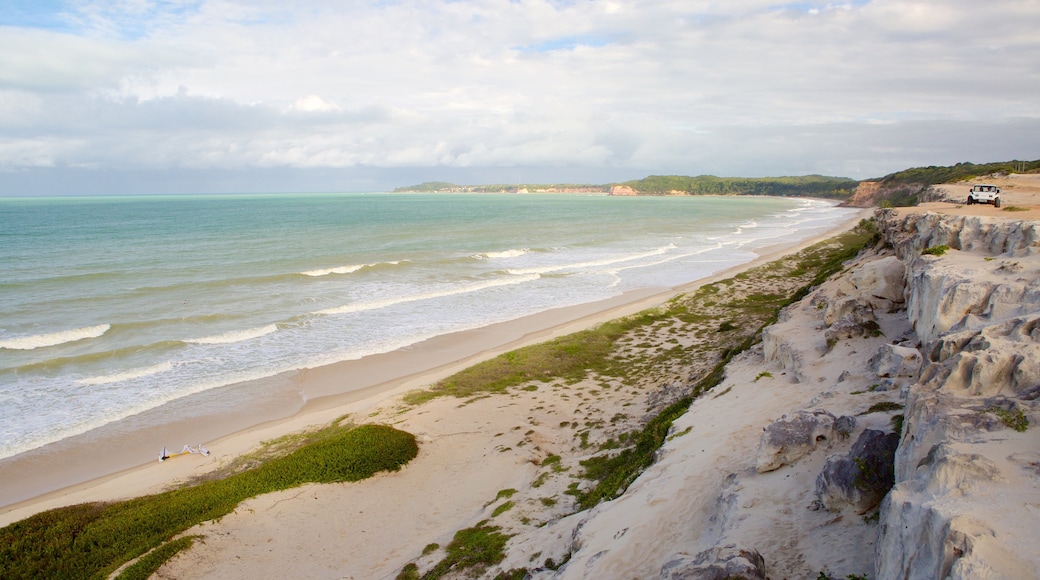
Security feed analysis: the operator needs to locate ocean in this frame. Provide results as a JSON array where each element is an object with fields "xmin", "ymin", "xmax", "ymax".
[{"xmin": 0, "ymin": 193, "xmax": 860, "ymax": 462}]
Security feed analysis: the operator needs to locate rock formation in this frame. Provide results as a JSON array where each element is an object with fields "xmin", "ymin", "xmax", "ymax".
[{"xmin": 496, "ymin": 210, "xmax": 1039, "ymax": 579}]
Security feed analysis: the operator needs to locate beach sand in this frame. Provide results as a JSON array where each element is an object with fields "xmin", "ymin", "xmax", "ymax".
[{"xmin": 0, "ymin": 208, "xmax": 871, "ymax": 552}]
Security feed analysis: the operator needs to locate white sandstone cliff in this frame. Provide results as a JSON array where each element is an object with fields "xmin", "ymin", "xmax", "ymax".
[{"xmin": 501, "ymin": 210, "xmax": 1040, "ymax": 579}]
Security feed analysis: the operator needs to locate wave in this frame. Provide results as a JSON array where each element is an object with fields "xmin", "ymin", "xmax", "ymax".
[
  {"xmin": 184, "ymin": 324, "xmax": 279, "ymax": 345},
  {"xmin": 474, "ymin": 248, "xmax": 529, "ymax": 260},
  {"xmin": 4, "ymin": 340, "xmax": 185, "ymax": 375},
  {"xmin": 0, "ymin": 324, "xmax": 111, "ymax": 350},
  {"xmin": 506, "ymin": 244, "xmax": 676, "ymax": 276},
  {"xmin": 300, "ymin": 260, "xmax": 405, "ymax": 277},
  {"xmin": 301, "ymin": 264, "xmax": 368, "ymax": 277},
  {"xmin": 78, "ymin": 361, "xmax": 174, "ymax": 386},
  {"xmin": 315, "ymin": 274, "xmax": 541, "ymax": 316}
]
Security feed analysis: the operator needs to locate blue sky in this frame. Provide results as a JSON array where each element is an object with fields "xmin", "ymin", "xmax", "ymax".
[{"xmin": 1, "ymin": 0, "xmax": 1038, "ymax": 194}]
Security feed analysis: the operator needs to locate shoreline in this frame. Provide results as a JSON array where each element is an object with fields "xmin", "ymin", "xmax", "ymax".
[{"xmin": 0, "ymin": 208, "xmax": 870, "ymax": 528}]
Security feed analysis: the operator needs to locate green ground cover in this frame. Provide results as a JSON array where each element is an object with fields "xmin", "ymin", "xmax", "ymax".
[{"xmin": 0, "ymin": 423, "xmax": 418, "ymax": 579}]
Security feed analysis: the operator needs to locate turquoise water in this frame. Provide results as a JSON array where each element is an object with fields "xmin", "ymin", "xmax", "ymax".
[{"xmin": 0, "ymin": 193, "xmax": 859, "ymax": 460}]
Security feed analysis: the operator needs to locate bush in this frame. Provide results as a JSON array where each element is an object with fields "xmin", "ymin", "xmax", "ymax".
[{"xmin": 922, "ymin": 244, "xmax": 949, "ymax": 256}]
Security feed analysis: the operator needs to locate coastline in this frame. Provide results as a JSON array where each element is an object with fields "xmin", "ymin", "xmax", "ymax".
[{"xmin": 0, "ymin": 208, "xmax": 870, "ymax": 528}]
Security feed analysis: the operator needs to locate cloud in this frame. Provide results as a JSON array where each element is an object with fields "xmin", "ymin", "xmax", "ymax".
[{"xmin": 1, "ymin": 0, "xmax": 1038, "ymax": 193}]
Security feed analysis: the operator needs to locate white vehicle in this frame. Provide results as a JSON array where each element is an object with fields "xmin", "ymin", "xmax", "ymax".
[{"xmin": 966, "ymin": 184, "xmax": 1001, "ymax": 207}]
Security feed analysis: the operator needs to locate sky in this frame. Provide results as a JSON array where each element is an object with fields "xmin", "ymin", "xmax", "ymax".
[{"xmin": 0, "ymin": 0, "xmax": 1038, "ymax": 195}]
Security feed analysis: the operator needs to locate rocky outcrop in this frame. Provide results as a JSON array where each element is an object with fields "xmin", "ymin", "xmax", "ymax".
[
  {"xmin": 815, "ymin": 429, "xmax": 899, "ymax": 514},
  {"xmin": 609, "ymin": 185, "xmax": 638, "ymax": 196},
  {"xmin": 868, "ymin": 343, "xmax": 922, "ymax": 380},
  {"xmin": 504, "ymin": 211, "xmax": 1039, "ymax": 580},
  {"xmin": 871, "ymin": 211, "xmax": 1040, "ymax": 579},
  {"xmin": 876, "ymin": 208, "xmax": 1040, "ymax": 258},
  {"xmin": 756, "ymin": 410, "xmax": 838, "ymax": 473},
  {"xmin": 660, "ymin": 545, "xmax": 766, "ymax": 580}
]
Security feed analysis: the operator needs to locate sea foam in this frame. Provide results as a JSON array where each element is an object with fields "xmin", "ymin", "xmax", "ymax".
[
  {"xmin": 506, "ymin": 244, "xmax": 677, "ymax": 276},
  {"xmin": 185, "ymin": 324, "xmax": 279, "ymax": 345},
  {"xmin": 475, "ymin": 248, "xmax": 529, "ymax": 259},
  {"xmin": 79, "ymin": 361, "xmax": 174, "ymax": 386},
  {"xmin": 315, "ymin": 274, "xmax": 541, "ymax": 316}
]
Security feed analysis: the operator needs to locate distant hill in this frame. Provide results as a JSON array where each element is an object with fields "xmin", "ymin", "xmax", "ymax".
[
  {"xmin": 392, "ymin": 182, "xmax": 607, "ymax": 193},
  {"xmin": 870, "ymin": 159, "xmax": 1040, "ymax": 186},
  {"xmin": 614, "ymin": 174, "xmax": 857, "ymax": 199},
  {"xmin": 394, "ymin": 175, "xmax": 857, "ymax": 198},
  {"xmin": 847, "ymin": 158, "xmax": 1040, "ymax": 207}
]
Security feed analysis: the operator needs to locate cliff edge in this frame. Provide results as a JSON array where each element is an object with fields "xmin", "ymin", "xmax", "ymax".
[{"xmin": 505, "ymin": 210, "xmax": 1040, "ymax": 579}]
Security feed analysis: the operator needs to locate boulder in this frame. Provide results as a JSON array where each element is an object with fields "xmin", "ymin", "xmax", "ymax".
[
  {"xmin": 824, "ymin": 308, "xmax": 881, "ymax": 349},
  {"xmin": 660, "ymin": 545, "xmax": 766, "ymax": 580},
  {"xmin": 848, "ymin": 255, "xmax": 906, "ymax": 306},
  {"xmin": 815, "ymin": 429, "xmax": 899, "ymax": 514},
  {"xmin": 868, "ymin": 343, "xmax": 923, "ymax": 379},
  {"xmin": 756, "ymin": 409, "xmax": 836, "ymax": 473}
]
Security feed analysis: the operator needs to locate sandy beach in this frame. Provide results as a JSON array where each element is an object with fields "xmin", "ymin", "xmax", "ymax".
[{"xmin": 0, "ymin": 207, "xmax": 869, "ymax": 530}]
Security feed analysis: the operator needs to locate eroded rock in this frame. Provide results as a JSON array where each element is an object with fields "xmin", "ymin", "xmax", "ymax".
[
  {"xmin": 756, "ymin": 409, "xmax": 836, "ymax": 473},
  {"xmin": 660, "ymin": 545, "xmax": 766, "ymax": 580},
  {"xmin": 869, "ymin": 343, "xmax": 923, "ymax": 379},
  {"xmin": 815, "ymin": 429, "xmax": 899, "ymax": 514}
]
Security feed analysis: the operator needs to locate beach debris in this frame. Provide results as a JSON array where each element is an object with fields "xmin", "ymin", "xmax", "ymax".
[{"xmin": 159, "ymin": 444, "xmax": 210, "ymax": 462}]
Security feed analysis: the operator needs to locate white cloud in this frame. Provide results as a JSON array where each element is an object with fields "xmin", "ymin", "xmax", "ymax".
[
  {"xmin": 0, "ymin": 0, "xmax": 1038, "ymax": 192},
  {"xmin": 293, "ymin": 95, "xmax": 340, "ymax": 112}
]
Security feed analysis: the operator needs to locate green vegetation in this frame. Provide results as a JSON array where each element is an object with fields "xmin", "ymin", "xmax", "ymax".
[
  {"xmin": 922, "ymin": 244, "xmax": 950, "ymax": 256},
  {"xmin": 891, "ymin": 414, "xmax": 905, "ymax": 436},
  {"xmin": 862, "ymin": 401, "xmax": 904, "ymax": 415},
  {"xmin": 985, "ymin": 407, "xmax": 1029, "ymax": 432},
  {"xmin": 491, "ymin": 501, "xmax": 515, "ymax": 517},
  {"xmin": 867, "ymin": 158, "xmax": 1040, "ymax": 207},
  {"xmin": 394, "ymin": 181, "xmax": 603, "ymax": 193},
  {"xmin": 394, "ymin": 174, "xmax": 860, "ymax": 198},
  {"xmin": 1003, "ymin": 205, "xmax": 1030, "ymax": 212},
  {"xmin": 618, "ymin": 174, "xmax": 857, "ymax": 198},
  {"xmin": 571, "ymin": 221, "xmax": 877, "ymax": 509},
  {"xmin": 403, "ymin": 309, "xmax": 671, "ymax": 405},
  {"xmin": 0, "ymin": 423, "xmax": 418, "ymax": 579},
  {"xmin": 114, "ymin": 535, "xmax": 200, "ymax": 580},
  {"xmin": 416, "ymin": 522, "xmax": 513, "ymax": 579},
  {"xmin": 872, "ymin": 159, "xmax": 1040, "ymax": 187},
  {"xmin": 754, "ymin": 371, "xmax": 773, "ymax": 381}
]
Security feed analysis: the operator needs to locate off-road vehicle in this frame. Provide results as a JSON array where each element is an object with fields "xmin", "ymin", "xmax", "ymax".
[{"xmin": 967, "ymin": 184, "xmax": 1001, "ymax": 207}]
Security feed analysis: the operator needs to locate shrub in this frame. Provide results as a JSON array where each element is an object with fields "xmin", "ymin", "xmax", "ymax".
[
  {"xmin": 986, "ymin": 407, "xmax": 1029, "ymax": 432},
  {"xmin": 862, "ymin": 401, "xmax": 904, "ymax": 415},
  {"xmin": 922, "ymin": 244, "xmax": 949, "ymax": 256}
]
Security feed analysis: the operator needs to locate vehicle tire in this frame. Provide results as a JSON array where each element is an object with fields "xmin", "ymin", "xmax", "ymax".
[
  {"xmin": 995, "ymin": 198, "xmax": 1001, "ymax": 208},
  {"xmin": 967, "ymin": 197, "xmax": 974, "ymax": 205}
]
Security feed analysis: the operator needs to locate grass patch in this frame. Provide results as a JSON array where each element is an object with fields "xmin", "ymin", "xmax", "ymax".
[
  {"xmin": 985, "ymin": 407, "xmax": 1029, "ymax": 432},
  {"xmin": 0, "ymin": 423, "xmax": 418, "ymax": 579},
  {"xmin": 861, "ymin": 401, "xmax": 904, "ymax": 414},
  {"xmin": 403, "ymin": 310, "xmax": 669, "ymax": 404},
  {"xmin": 114, "ymin": 535, "xmax": 200, "ymax": 580},
  {"xmin": 1003, "ymin": 205, "xmax": 1030, "ymax": 212},
  {"xmin": 491, "ymin": 501, "xmax": 515, "ymax": 518},
  {"xmin": 754, "ymin": 371, "xmax": 773, "ymax": 381},
  {"xmin": 416, "ymin": 522, "xmax": 512, "ymax": 579},
  {"xmin": 891, "ymin": 414, "xmax": 904, "ymax": 436},
  {"xmin": 922, "ymin": 244, "xmax": 950, "ymax": 256}
]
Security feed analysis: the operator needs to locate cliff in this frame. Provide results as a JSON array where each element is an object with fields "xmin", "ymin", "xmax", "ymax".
[{"xmin": 502, "ymin": 210, "xmax": 1040, "ymax": 579}]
